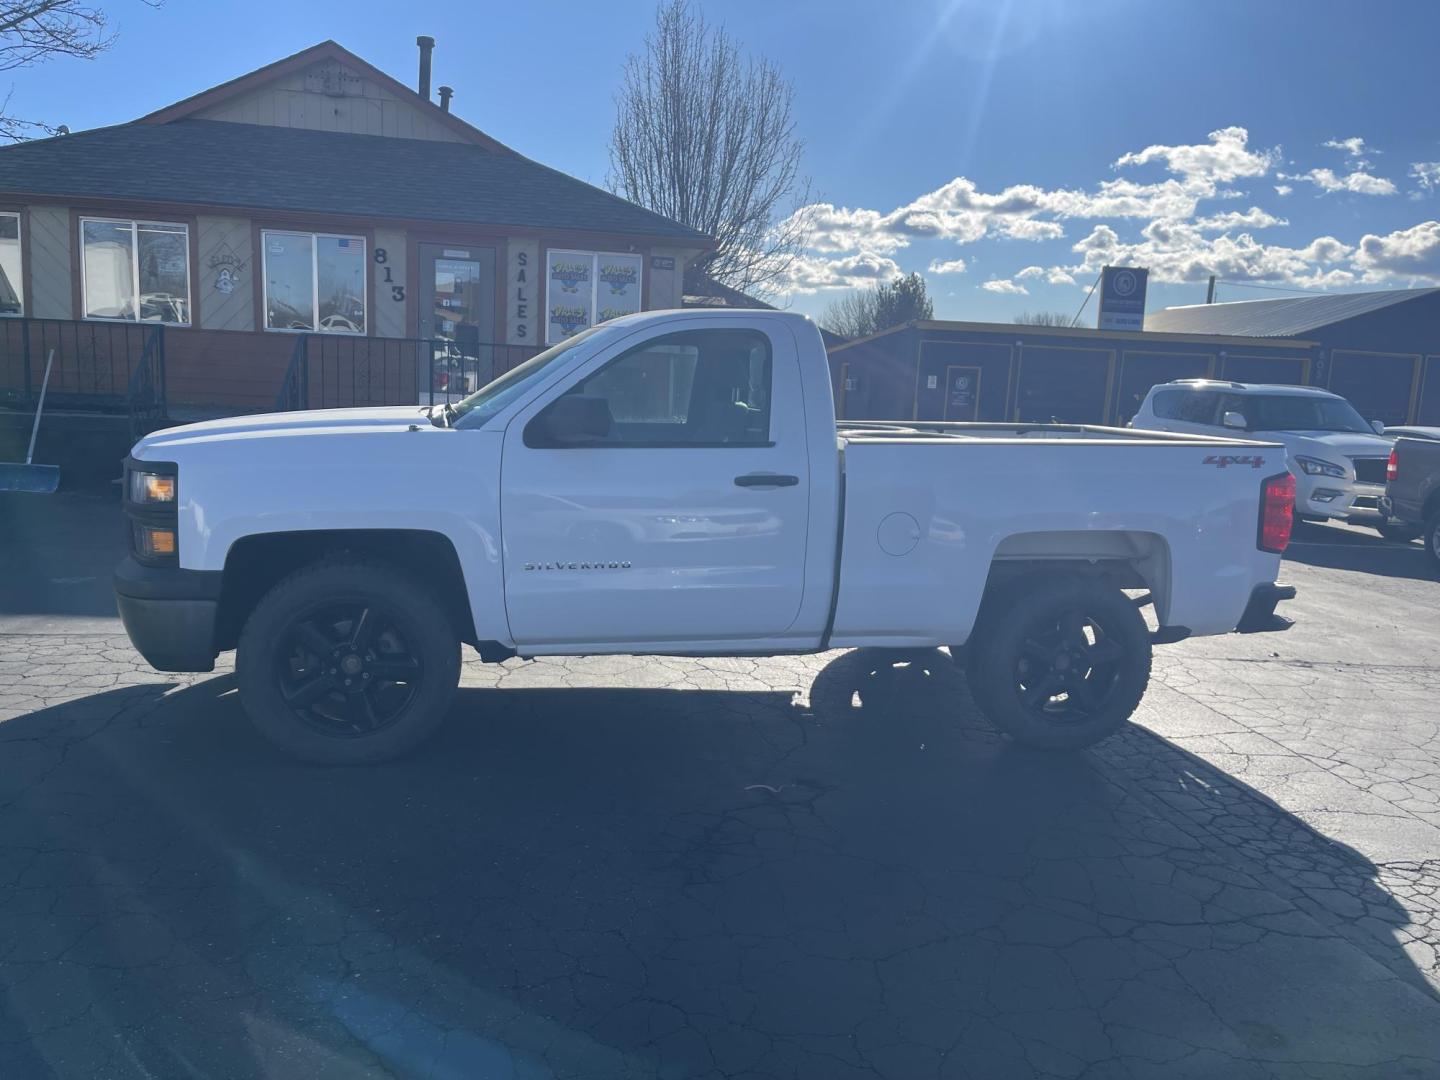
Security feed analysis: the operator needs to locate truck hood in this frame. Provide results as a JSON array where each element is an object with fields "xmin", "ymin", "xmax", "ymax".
[
  {"xmin": 1260, "ymin": 430, "xmax": 1392, "ymax": 460},
  {"xmin": 134, "ymin": 406, "xmax": 434, "ymax": 456}
]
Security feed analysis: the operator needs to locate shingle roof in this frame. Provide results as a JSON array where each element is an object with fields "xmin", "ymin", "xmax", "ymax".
[
  {"xmin": 1145, "ymin": 288, "xmax": 1440, "ymax": 337},
  {"xmin": 0, "ymin": 119, "xmax": 711, "ymax": 242}
]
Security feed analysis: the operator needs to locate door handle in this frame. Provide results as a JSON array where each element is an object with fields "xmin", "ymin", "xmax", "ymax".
[{"xmin": 734, "ymin": 473, "xmax": 799, "ymax": 488}]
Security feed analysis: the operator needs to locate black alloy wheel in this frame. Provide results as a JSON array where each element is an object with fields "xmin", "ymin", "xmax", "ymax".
[
  {"xmin": 277, "ymin": 601, "xmax": 424, "ymax": 739},
  {"xmin": 968, "ymin": 578, "xmax": 1152, "ymax": 750},
  {"xmin": 237, "ymin": 557, "xmax": 460, "ymax": 764},
  {"xmin": 1012, "ymin": 606, "xmax": 1127, "ymax": 721}
]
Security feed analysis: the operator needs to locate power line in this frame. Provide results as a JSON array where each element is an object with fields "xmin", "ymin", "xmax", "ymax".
[
  {"xmin": 1215, "ymin": 279, "xmax": 1332, "ymax": 297},
  {"xmin": 1071, "ymin": 272, "xmax": 1102, "ymax": 327}
]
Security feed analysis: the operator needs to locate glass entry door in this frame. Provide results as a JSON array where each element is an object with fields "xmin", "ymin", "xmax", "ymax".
[{"xmin": 417, "ymin": 243, "xmax": 496, "ymax": 403}]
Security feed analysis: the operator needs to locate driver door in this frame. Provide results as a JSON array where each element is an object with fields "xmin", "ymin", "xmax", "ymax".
[{"xmin": 499, "ymin": 322, "xmax": 811, "ymax": 648}]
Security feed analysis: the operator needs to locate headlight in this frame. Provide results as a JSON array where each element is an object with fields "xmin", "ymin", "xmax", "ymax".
[
  {"xmin": 1294, "ymin": 455, "xmax": 1347, "ymax": 479},
  {"xmin": 129, "ymin": 469, "xmax": 176, "ymax": 504}
]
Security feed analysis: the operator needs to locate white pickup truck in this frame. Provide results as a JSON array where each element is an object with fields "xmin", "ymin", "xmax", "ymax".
[{"xmin": 115, "ymin": 309, "xmax": 1296, "ymax": 764}]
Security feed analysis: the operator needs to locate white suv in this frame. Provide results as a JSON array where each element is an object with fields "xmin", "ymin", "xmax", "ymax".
[{"xmin": 1132, "ymin": 380, "xmax": 1392, "ymax": 527}]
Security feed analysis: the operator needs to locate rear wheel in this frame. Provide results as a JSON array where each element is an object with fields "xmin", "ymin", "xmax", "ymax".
[
  {"xmin": 237, "ymin": 558, "xmax": 460, "ymax": 764},
  {"xmin": 967, "ymin": 578, "xmax": 1151, "ymax": 750},
  {"xmin": 1427, "ymin": 512, "xmax": 1440, "ymax": 571}
]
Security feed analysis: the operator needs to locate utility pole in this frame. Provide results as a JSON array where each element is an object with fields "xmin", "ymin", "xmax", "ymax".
[{"xmin": 1205, "ymin": 276, "xmax": 1217, "ymax": 304}]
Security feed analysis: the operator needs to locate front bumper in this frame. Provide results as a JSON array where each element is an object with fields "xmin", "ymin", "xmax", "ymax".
[
  {"xmin": 1235, "ymin": 581, "xmax": 1297, "ymax": 634},
  {"xmin": 114, "ymin": 556, "xmax": 223, "ymax": 672},
  {"xmin": 1294, "ymin": 472, "xmax": 1384, "ymax": 522}
]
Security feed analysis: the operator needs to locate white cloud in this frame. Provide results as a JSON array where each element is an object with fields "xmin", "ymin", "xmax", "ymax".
[
  {"xmin": 1353, "ymin": 221, "xmax": 1440, "ymax": 281},
  {"xmin": 1045, "ymin": 267, "xmax": 1077, "ymax": 286},
  {"xmin": 928, "ymin": 258, "xmax": 968, "ymax": 274},
  {"xmin": 1192, "ymin": 206, "xmax": 1288, "ymax": 231},
  {"xmin": 1324, "ymin": 136, "xmax": 1372, "ymax": 159},
  {"xmin": 1061, "ymin": 221, "xmax": 1361, "ymax": 288},
  {"xmin": 1274, "ymin": 184, "xmax": 1293, "ymax": 196},
  {"xmin": 1411, "ymin": 162, "xmax": 1440, "ymax": 192},
  {"xmin": 1282, "ymin": 167, "xmax": 1397, "ymax": 196},
  {"xmin": 1113, "ymin": 126, "xmax": 1279, "ymax": 183},
  {"xmin": 981, "ymin": 279, "xmax": 1028, "ymax": 295},
  {"xmin": 778, "ymin": 250, "xmax": 902, "ymax": 294},
  {"xmin": 1015, "ymin": 265, "xmax": 1046, "ymax": 278}
]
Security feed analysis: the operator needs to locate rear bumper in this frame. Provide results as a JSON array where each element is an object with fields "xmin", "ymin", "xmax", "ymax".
[
  {"xmin": 1235, "ymin": 581, "xmax": 1297, "ymax": 634},
  {"xmin": 114, "ymin": 556, "xmax": 222, "ymax": 672}
]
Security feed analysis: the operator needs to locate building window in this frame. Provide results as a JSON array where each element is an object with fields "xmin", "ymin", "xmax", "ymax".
[
  {"xmin": 545, "ymin": 249, "xmax": 643, "ymax": 344},
  {"xmin": 0, "ymin": 213, "xmax": 21, "ymax": 316},
  {"xmin": 81, "ymin": 218, "xmax": 190, "ymax": 324},
  {"xmin": 263, "ymin": 230, "xmax": 366, "ymax": 333}
]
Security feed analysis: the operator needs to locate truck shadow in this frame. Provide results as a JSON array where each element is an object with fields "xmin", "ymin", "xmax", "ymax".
[{"xmin": 0, "ymin": 653, "xmax": 1435, "ymax": 1078}]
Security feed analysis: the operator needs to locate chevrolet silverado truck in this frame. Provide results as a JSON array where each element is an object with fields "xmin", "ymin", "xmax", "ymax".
[
  {"xmin": 115, "ymin": 309, "xmax": 1296, "ymax": 764},
  {"xmin": 1381, "ymin": 436, "xmax": 1440, "ymax": 568}
]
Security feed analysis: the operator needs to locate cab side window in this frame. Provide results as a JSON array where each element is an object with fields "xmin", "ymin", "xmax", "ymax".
[
  {"xmin": 529, "ymin": 329, "xmax": 773, "ymax": 448},
  {"xmin": 1175, "ymin": 390, "xmax": 1220, "ymax": 424}
]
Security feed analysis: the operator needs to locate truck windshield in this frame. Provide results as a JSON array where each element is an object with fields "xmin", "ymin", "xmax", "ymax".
[
  {"xmin": 451, "ymin": 327, "xmax": 604, "ymax": 428},
  {"xmin": 1244, "ymin": 394, "xmax": 1371, "ymax": 433}
]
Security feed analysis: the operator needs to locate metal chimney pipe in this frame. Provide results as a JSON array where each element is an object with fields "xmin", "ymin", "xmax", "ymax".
[
  {"xmin": 416, "ymin": 35, "xmax": 435, "ymax": 100},
  {"xmin": 438, "ymin": 85, "xmax": 453, "ymax": 112}
]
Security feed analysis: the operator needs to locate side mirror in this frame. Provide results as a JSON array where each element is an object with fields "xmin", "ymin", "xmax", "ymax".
[
  {"xmin": 1371, "ymin": 420, "xmax": 1385, "ymax": 435},
  {"xmin": 537, "ymin": 395, "xmax": 613, "ymax": 445},
  {"xmin": 1222, "ymin": 410, "xmax": 1248, "ymax": 430}
]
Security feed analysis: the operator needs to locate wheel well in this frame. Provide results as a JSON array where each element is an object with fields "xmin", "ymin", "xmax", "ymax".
[
  {"xmin": 215, "ymin": 530, "xmax": 478, "ymax": 651},
  {"xmin": 982, "ymin": 530, "xmax": 1173, "ymax": 620}
]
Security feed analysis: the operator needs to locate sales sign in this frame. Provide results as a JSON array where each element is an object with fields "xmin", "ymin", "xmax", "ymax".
[{"xmin": 1097, "ymin": 266, "xmax": 1148, "ymax": 332}]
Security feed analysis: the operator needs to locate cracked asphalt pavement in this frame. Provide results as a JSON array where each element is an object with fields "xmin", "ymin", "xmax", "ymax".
[{"xmin": 1, "ymin": 492, "xmax": 1439, "ymax": 1078}]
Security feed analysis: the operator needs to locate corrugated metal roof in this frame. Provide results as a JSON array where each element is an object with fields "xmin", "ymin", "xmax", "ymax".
[
  {"xmin": 0, "ymin": 120, "xmax": 711, "ymax": 242},
  {"xmin": 1146, "ymin": 287, "xmax": 1440, "ymax": 337}
]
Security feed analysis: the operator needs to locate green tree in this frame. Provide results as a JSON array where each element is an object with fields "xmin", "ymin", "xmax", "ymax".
[{"xmin": 821, "ymin": 272, "xmax": 934, "ymax": 338}]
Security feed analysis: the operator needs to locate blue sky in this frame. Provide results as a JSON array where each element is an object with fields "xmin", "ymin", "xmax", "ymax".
[{"xmin": 10, "ymin": 0, "xmax": 1440, "ymax": 322}]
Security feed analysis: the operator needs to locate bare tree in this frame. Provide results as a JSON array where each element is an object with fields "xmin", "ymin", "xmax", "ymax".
[
  {"xmin": 609, "ymin": 0, "xmax": 809, "ymax": 299},
  {"xmin": 1012, "ymin": 310, "xmax": 1077, "ymax": 326},
  {"xmin": 0, "ymin": 1, "xmax": 154, "ymax": 140},
  {"xmin": 821, "ymin": 273, "xmax": 933, "ymax": 339}
]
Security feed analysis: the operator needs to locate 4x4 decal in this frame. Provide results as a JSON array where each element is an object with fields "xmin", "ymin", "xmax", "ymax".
[{"xmin": 1202, "ymin": 454, "xmax": 1266, "ymax": 469}]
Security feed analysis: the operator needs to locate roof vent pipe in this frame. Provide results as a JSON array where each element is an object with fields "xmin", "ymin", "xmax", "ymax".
[
  {"xmin": 438, "ymin": 85, "xmax": 453, "ymax": 113},
  {"xmin": 416, "ymin": 35, "xmax": 435, "ymax": 100}
]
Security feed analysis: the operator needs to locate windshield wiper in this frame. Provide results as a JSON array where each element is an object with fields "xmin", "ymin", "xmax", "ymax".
[{"xmin": 442, "ymin": 402, "xmax": 458, "ymax": 427}]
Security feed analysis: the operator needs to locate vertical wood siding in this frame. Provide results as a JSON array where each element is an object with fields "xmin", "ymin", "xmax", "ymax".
[
  {"xmin": 26, "ymin": 205, "xmax": 72, "ymax": 319},
  {"xmin": 193, "ymin": 64, "xmax": 466, "ymax": 143},
  {"xmin": 197, "ymin": 216, "xmax": 254, "ymax": 331}
]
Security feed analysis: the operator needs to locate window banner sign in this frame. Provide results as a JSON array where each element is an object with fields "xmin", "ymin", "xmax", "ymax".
[
  {"xmin": 1097, "ymin": 266, "xmax": 1148, "ymax": 332},
  {"xmin": 547, "ymin": 250, "xmax": 594, "ymax": 342},
  {"xmin": 546, "ymin": 250, "xmax": 648, "ymax": 343},
  {"xmin": 597, "ymin": 255, "xmax": 643, "ymax": 324}
]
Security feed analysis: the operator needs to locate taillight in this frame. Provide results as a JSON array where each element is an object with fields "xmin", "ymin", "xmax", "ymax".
[
  {"xmin": 1259, "ymin": 472, "xmax": 1295, "ymax": 554},
  {"xmin": 1387, "ymin": 448, "xmax": 1398, "ymax": 483}
]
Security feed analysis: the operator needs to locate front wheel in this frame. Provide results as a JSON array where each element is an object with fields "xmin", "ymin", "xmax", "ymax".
[
  {"xmin": 967, "ymin": 578, "xmax": 1152, "ymax": 750},
  {"xmin": 237, "ymin": 558, "xmax": 461, "ymax": 764}
]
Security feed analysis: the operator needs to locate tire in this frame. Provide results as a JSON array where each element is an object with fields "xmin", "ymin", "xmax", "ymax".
[
  {"xmin": 1427, "ymin": 513, "xmax": 1440, "ymax": 572},
  {"xmin": 1375, "ymin": 521, "xmax": 1422, "ymax": 543},
  {"xmin": 236, "ymin": 557, "xmax": 461, "ymax": 764},
  {"xmin": 967, "ymin": 578, "xmax": 1151, "ymax": 750}
]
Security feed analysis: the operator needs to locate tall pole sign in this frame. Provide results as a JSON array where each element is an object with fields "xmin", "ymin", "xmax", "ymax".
[{"xmin": 1097, "ymin": 266, "xmax": 1148, "ymax": 332}]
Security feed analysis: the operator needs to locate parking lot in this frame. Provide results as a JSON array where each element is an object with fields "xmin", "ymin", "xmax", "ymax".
[{"xmin": 1, "ymin": 492, "xmax": 1438, "ymax": 1079}]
